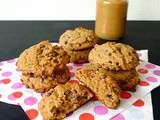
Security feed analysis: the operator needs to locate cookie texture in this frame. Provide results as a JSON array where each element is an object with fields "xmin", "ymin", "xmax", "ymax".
[
  {"xmin": 21, "ymin": 66, "xmax": 70, "ymax": 93},
  {"xmin": 59, "ymin": 27, "xmax": 97, "ymax": 50},
  {"xmin": 104, "ymin": 68, "xmax": 140, "ymax": 91},
  {"xmin": 17, "ymin": 41, "xmax": 70, "ymax": 76},
  {"xmin": 64, "ymin": 47, "xmax": 91, "ymax": 63},
  {"xmin": 76, "ymin": 65, "xmax": 120, "ymax": 109},
  {"xmin": 38, "ymin": 83, "xmax": 93, "ymax": 120},
  {"xmin": 89, "ymin": 42, "xmax": 139, "ymax": 71}
]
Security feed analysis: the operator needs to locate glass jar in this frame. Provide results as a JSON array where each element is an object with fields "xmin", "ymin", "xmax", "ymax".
[{"xmin": 95, "ymin": 0, "xmax": 128, "ymax": 40}]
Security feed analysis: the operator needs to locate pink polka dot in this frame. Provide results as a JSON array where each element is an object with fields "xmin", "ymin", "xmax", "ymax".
[
  {"xmin": 11, "ymin": 83, "xmax": 24, "ymax": 89},
  {"xmin": 146, "ymin": 76, "xmax": 158, "ymax": 82},
  {"xmin": 94, "ymin": 106, "xmax": 108, "ymax": 115},
  {"xmin": 0, "ymin": 62, "xmax": 4, "ymax": 66},
  {"xmin": 1, "ymin": 71, "xmax": 12, "ymax": 77},
  {"xmin": 7, "ymin": 59, "xmax": 16, "ymax": 63},
  {"xmin": 8, "ymin": 91, "xmax": 23, "ymax": 100},
  {"xmin": 8, "ymin": 95, "xmax": 15, "ymax": 100},
  {"xmin": 24, "ymin": 96, "xmax": 37, "ymax": 105},
  {"xmin": 111, "ymin": 114, "xmax": 125, "ymax": 120},
  {"xmin": 120, "ymin": 91, "xmax": 132, "ymax": 99},
  {"xmin": 153, "ymin": 70, "xmax": 160, "ymax": 76},
  {"xmin": 145, "ymin": 64, "xmax": 156, "ymax": 69},
  {"xmin": 138, "ymin": 68, "xmax": 148, "ymax": 74}
]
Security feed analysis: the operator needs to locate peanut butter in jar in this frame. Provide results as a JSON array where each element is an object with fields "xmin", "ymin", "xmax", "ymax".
[{"xmin": 95, "ymin": 0, "xmax": 128, "ymax": 40}]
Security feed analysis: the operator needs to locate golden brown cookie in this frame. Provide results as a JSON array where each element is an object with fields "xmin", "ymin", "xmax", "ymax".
[
  {"xmin": 59, "ymin": 27, "xmax": 97, "ymax": 50},
  {"xmin": 102, "ymin": 68, "xmax": 140, "ymax": 91},
  {"xmin": 38, "ymin": 83, "xmax": 93, "ymax": 120},
  {"xmin": 82, "ymin": 64, "xmax": 139, "ymax": 91},
  {"xmin": 64, "ymin": 47, "xmax": 91, "ymax": 63},
  {"xmin": 89, "ymin": 42, "xmax": 139, "ymax": 71},
  {"xmin": 17, "ymin": 41, "xmax": 70, "ymax": 76},
  {"xmin": 21, "ymin": 66, "xmax": 70, "ymax": 93},
  {"xmin": 76, "ymin": 64, "xmax": 120, "ymax": 109}
]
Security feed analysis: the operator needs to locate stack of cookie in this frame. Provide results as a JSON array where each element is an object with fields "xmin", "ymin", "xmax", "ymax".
[
  {"xmin": 16, "ymin": 41, "xmax": 70, "ymax": 93},
  {"xmin": 76, "ymin": 42, "xmax": 140, "ymax": 109},
  {"xmin": 59, "ymin": 27, "xmax": 97, "ymax": 63},
  {"xmin": 76, "ymin": 64, "xmax": 121, "ymax": 109},
  {"xmin": 88, "ymin": 42, "xmax": 140, "ymax": 91}
]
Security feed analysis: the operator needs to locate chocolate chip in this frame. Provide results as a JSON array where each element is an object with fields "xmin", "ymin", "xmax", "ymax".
[
  {"xmin": 64, "ymin": 90, "xmax": 71, "ymax": 96},
  {"xmin": 50, "ymin": 107, "xmax": 60, "ymax": 114},
  {"xmin": 25, "ymin": 85, "xmax": 30, "ymax": 88},
  {"xmin": 109, "ymin": 61, "xmax": 112, "ymax": 64},
  {"xmin": 102, "ymin": 75, "xmax": 106, "ymax": 80},
  {"xmin": 46, "ymin": 91, "xmax": 52, "ymax": 96},
  {"xmin": 108, "ymin": 53, "xmax": 112, "ymax": 56},
  {"xmin": 53, "ymin": 59, "xmax": 58, "ymax": 63},
  {"xmin": 107, "ymin": 94, "xmax": 113, "ymax": 100},
  {"xmin": 64, "ymin": 41, "xmax": 68, "ymax": 44},
  {"xmin": 30, "ymin": 73, "xmax": 34, "ymax": 77},
  {"xmin": 113, "ymin": 50, "xmax": 116, "ymax": 53},
  {"xmin": 91, "ymin": 72, "xmax": 95, "ymax": 77},
  {"xmin": 116, "ymin": 62, "xmax": 119, "ymax": 66},
  {"xmin": 53, "ymin": 52, "xmax": 59, "ymax": 57},
  {"xmin": 117, "ymin": 48, "xmax": 122, "ymax": 54}
]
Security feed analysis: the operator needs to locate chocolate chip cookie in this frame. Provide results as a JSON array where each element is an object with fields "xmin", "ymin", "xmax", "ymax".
[
  {"xmin": 76, "ymin": 64, "xmax": 120, "ymax": 109},
  {"xmin": 59, "ymin": 27, "xmax": 97, "ymax": 50},
  {"xmin": 89, "ymin": 42, "xmax": 139, "ymax": 71},
  {"xmin": 21, "ymin": 66, "xmax": 70, "ymax": 93},
  {"xmin": 17, "ymin": 41, "xmax": 70, "ymax": 76},
  {"xmin": 38, "ymin": 83, "xmax": 93, "ymax": 120}
]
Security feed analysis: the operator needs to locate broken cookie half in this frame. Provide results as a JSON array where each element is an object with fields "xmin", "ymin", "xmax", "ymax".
[{"xmin": 76, "ymin": 64, "xmax": 121, "ymax": 109}]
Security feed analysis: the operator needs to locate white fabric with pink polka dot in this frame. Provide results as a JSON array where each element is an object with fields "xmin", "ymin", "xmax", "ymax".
[{"xmin": 0, "ymin": 50, "xmax": 158, "ymax": 120}]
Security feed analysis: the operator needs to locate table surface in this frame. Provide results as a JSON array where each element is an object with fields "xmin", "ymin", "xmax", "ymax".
[{"xmin": 0, "ymin": 21, "xmax": 160, "ymax": 120}]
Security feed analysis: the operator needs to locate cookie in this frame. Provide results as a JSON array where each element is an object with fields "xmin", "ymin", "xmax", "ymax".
[
  {"xmin": 64, "ymin": 47, "xmax": 91, "ymax": 63},
  {"xmin": 21, "ymin": 66, "xmax": 70, "ymax": 93},
  {"xmin": 17, "ymin": 41, "xmax": 70, "ymax": 76},
  {"xmin": 38, "ymin": 83, "xmax": 93, "ymax": 120},
  {"xmin": 59, "ymin": 27, "xmax": 97, "ymax": 50},
  {"xmin": 81, "ymin": 64, "xmax": 139, "ymax": 91},
  {"xmin": 76, "ymin": 64, "xmax": 120, "ymax": 109},
  {"xmin": 89, "ymin": 42, "xmax": 139, "ymax": 71},
  {"xmin": 104, "ymin": 69, "xmax": 140, "ymax": 91},
  {"xmin": 119, "ymin": 74, "xmax": 139, "ymax": 91}
]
